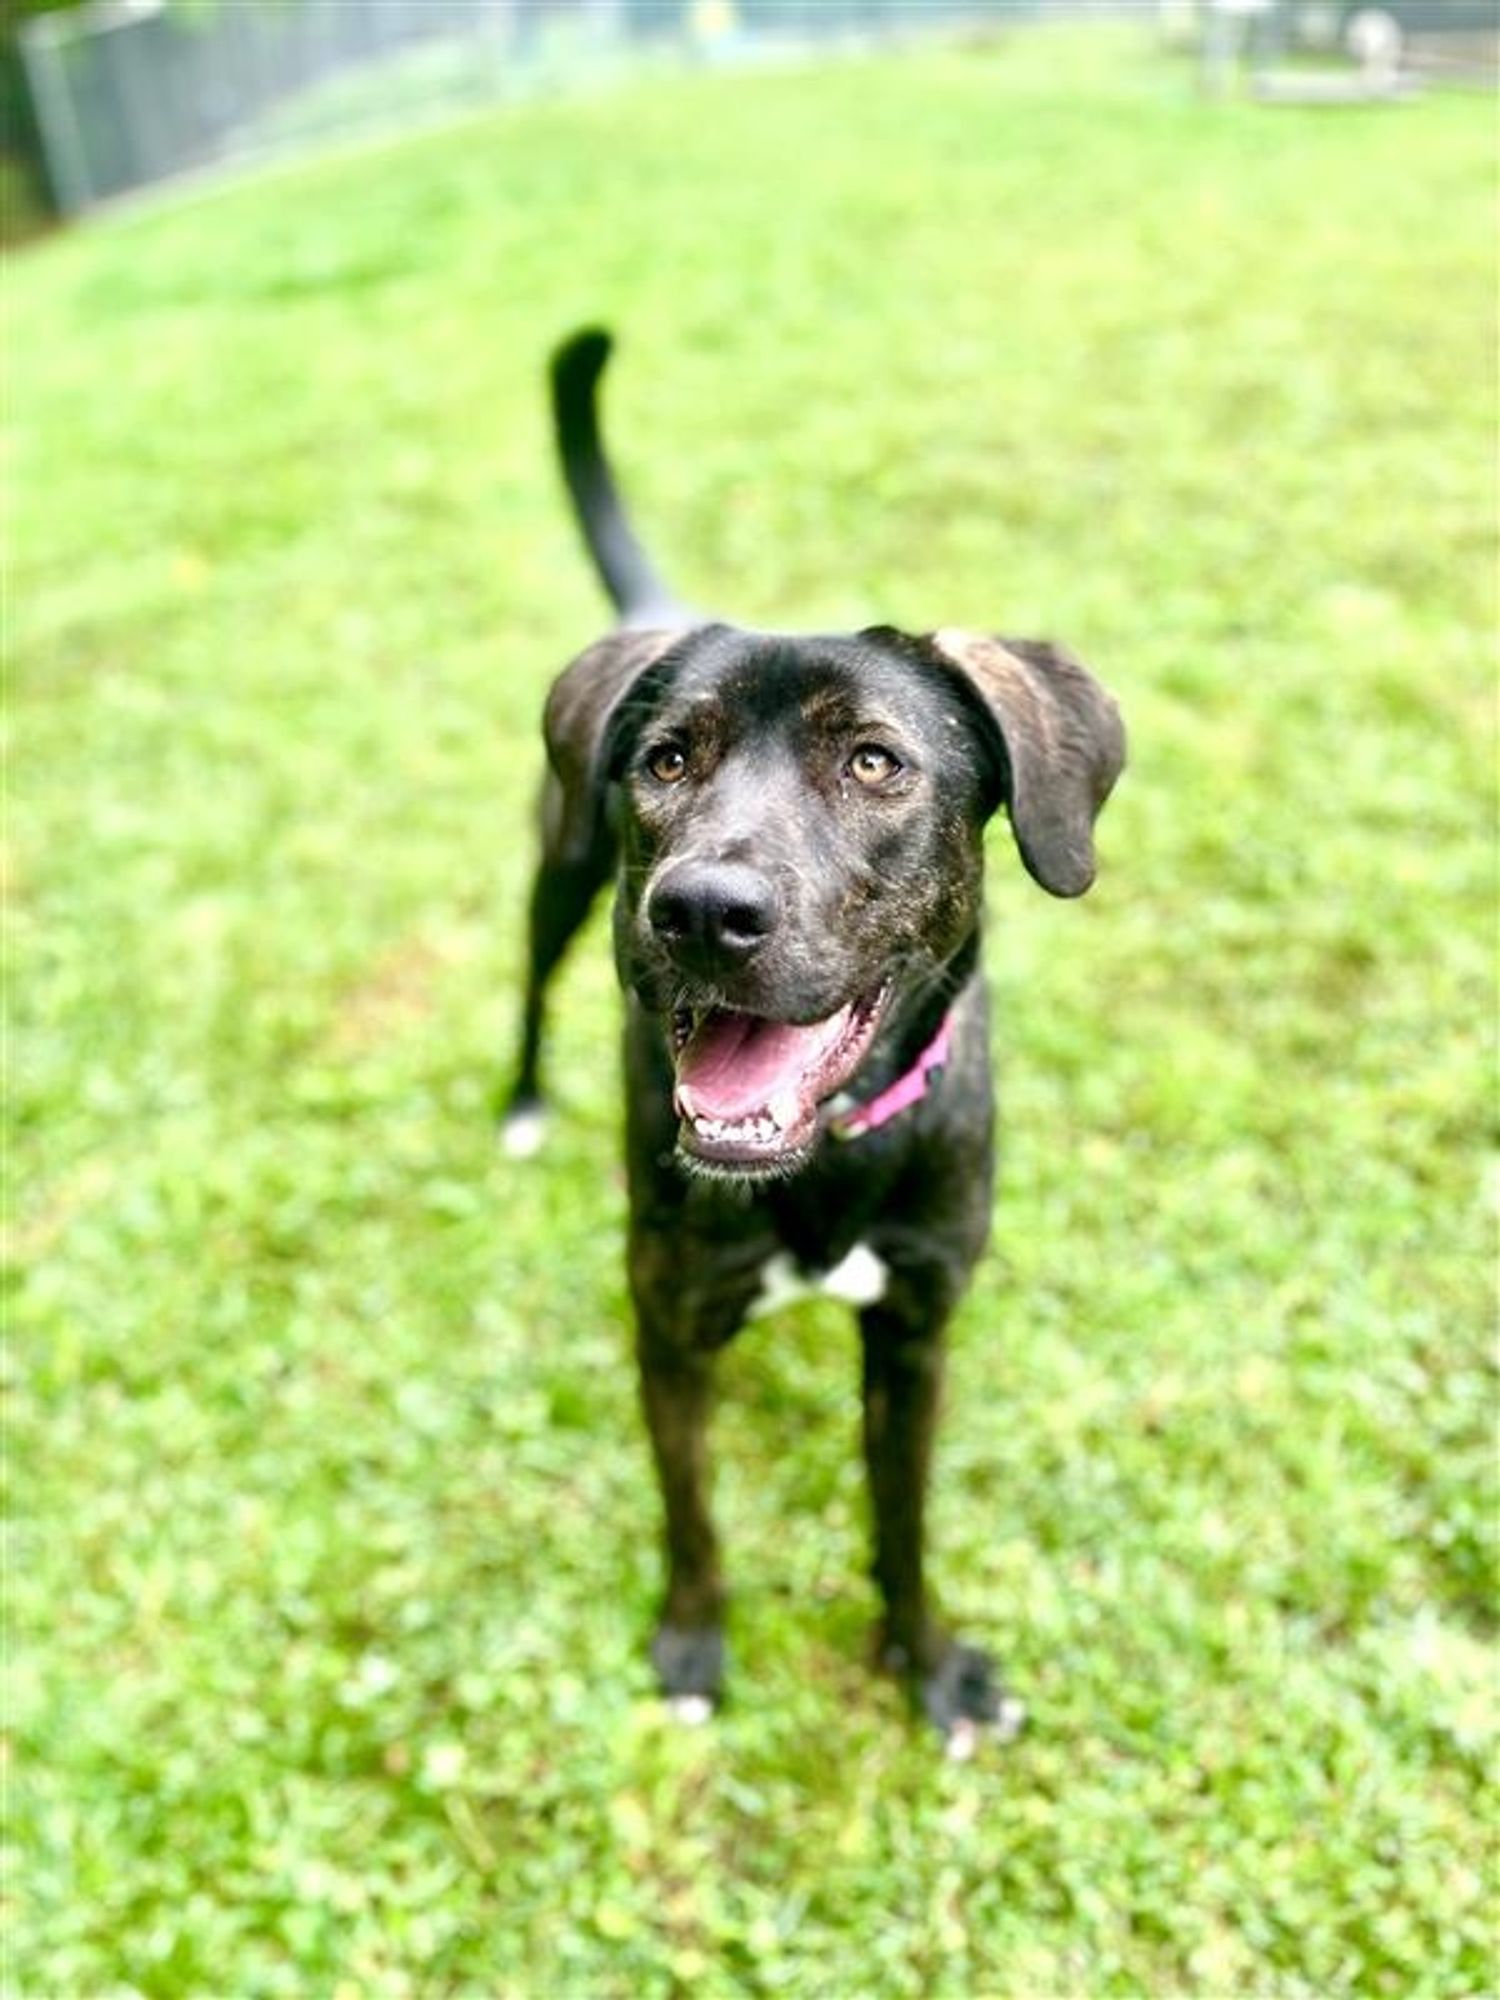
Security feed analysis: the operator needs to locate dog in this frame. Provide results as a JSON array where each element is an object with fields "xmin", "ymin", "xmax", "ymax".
[{"xmin": 503, "ymin": 329, "xmax": 1124, "ymax": 1751}]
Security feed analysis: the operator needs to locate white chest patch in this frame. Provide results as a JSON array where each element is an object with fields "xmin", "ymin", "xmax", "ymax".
[{"xmin": 748, "ymin": 1242, "xmax": 889, "ymax": 1319}]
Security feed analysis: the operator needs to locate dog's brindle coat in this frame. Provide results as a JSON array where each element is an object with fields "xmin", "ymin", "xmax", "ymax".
[{"xmin": 506, "ymin": 330, "xmax": 1124, "ymax": 1744}]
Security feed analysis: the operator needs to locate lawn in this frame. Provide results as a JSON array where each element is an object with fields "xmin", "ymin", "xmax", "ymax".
[{"xmin": 8, "ymin": 25, "xmax": 1495, "ymax": 1999}]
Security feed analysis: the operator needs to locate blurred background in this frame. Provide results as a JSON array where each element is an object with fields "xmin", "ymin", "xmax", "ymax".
[
  {"xmin": 6, "ymin": 0, "xmax": 1498, "ymax": 224},
  {"xmin": 9, "ymin": 2, "xmax": 1496, "ymax": 1996}
]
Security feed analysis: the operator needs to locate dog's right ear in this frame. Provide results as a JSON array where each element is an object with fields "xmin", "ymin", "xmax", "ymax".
[{"xmin": 542, "ymin": 629, "xmax": 681, "ymax": 862}]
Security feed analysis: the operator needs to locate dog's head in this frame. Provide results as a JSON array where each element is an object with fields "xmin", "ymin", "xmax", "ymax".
[{"xmin": 544, "ymin": 621, "xmax": 1123, "ymax": 1178}]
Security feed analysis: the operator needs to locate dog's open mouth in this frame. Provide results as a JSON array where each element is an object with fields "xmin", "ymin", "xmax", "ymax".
[{"xmin": 670, "ymin": 988, "xmax": 887, "ymax": 1171}]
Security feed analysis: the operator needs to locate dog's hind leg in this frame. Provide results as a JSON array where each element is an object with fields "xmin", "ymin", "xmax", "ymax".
[{"xmin": 499, "ymin": 783, "xmax": 613, "ymax": 1156}]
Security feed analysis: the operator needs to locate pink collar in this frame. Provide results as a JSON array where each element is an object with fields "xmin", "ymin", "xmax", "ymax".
[{"xmin": 829, "ymin": 1010, "xmax": 954, "ymax": 1143}]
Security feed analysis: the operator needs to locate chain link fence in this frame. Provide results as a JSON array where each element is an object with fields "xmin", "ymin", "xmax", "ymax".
[{"xmin": 20, "ymin": 0, "xmax": 1147, "ymax": 216}]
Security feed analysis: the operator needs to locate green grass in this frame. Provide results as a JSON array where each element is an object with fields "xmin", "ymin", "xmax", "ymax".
[{"xmin": 8, "ymin": 26, "xmax": 1495, "ymax": 1998}]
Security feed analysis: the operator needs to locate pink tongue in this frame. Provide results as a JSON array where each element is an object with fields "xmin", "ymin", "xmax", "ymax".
[{"xmin": 675, "ymin": 1008, "xmax": 851, "ymax": 1122}]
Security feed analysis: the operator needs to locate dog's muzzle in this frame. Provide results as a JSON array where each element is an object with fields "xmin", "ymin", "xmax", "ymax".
[{"xmin": 640, "ymin": 861, "xmax": 890, "ymax": 1178}]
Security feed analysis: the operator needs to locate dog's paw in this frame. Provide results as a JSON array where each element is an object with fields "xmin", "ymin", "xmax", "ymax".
[
  {"xmin": 498, "ymin": 1100, "xmax": 548, "ymax": 1160},
  {"xmin": 921, "ymin": 1642, "xmax": 1026, "ymax": 1758},
  {"xmin": 651, "ymin": 1622, "xmax": 725, "ymax": 1720},
  {"xmin": 878, "ymin": 1628, "xmax": 1025, "ymax": 1755}
]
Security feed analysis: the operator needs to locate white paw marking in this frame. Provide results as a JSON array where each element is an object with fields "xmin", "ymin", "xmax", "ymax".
[
  {"xmin": 945, "ymin": 1717, "xmax": 979, "ymax": 1763},
  {"xmin": 499, "ymin": 1106, "xmax": 547, "ymax": 1160},
  {"xmin": 748, "ymin": 1242, "xmax": 888, "ymax": 1320},
  {"xmin": 666, "ymin": 1693, "xmax": 714, "ymax": 1726},
  {"xmin": 995, "ymin": 1695, "xmax": 1028, "ymax": 1743},
  {"xmin": 943, "ymin": 1696, "xmax": 1027, "ymax": 1761}
]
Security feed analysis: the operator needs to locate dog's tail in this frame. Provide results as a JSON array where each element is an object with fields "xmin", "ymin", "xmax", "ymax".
[{"xmin": 552, "ymin": 328, "xmax": 682, "ymax": 626}]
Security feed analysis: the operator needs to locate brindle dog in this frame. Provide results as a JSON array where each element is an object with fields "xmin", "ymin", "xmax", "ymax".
[{"xmin": 503, "ymin": 329, "xmax": 1124, "ymax": 1750}]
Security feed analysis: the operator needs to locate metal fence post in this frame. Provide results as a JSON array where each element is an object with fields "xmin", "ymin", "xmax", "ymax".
[{"xmin": 17, "ymin": 16, "xmax": 93, "ymax": 216}]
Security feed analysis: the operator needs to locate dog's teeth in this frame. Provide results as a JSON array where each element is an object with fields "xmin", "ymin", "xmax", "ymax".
[
  {"xmin": 767, "ymin": 1089, "xmax": 800, "ymax": 1133},
  {"xmin": 691, "ymin": 1110, "xmax": 784, "ymax": 1147}
]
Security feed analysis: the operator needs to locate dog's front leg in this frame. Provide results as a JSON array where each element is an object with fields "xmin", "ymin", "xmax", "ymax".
[
  {"xmin": 636, "ymin": 1329, "xmax": 727, "ymax": 1716},
  {"xmin": 861, "ymin": 1298, "xmax": 1018, "ymax": 1749},
  {"xmin": 860, "ymin": 1304, "xmax": 945, "ymax": 1671}
]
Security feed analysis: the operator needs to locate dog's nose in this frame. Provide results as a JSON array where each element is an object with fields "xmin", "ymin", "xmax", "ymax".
[{"xmin": 648, "ymin": 860, "xmax": 778, "ymax": 967}]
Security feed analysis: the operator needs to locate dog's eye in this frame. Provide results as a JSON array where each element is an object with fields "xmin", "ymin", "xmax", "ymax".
[
  {"xmin": 848, "ymin": 744, "xmax": 902, "ymax": 788},
  {"xmin": 645, "ymin": 743, "xmax": 689, "ymax": 785}
]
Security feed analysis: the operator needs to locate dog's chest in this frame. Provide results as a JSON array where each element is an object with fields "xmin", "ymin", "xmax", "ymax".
[{"xmin": 746, "ymin": 1243, "xmax": 889, "ymax": 1319}]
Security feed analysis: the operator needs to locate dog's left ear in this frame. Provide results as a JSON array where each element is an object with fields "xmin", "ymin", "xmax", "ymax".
[{"xmin": 924, "ymin": 628, "xmax": 1125, "ymax": 897}]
